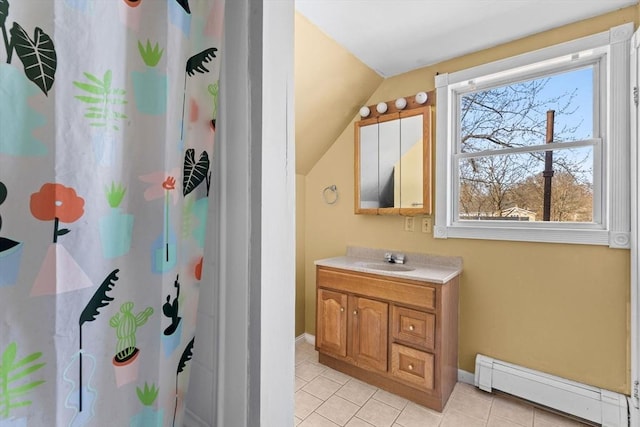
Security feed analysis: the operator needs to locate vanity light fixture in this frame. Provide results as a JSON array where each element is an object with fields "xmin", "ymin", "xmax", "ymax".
[
  {"xmin": 358, "ymin": 90, "xmax": 432, "ymax": 120},
  {"xmin": 376, "ymin": 102, "xmax": 388, "ymax": 114},
  {"xmin": 395, "ymin": 97, "xmax": 407, "ymax": 110},
  {"xmin": 415, "ymin": 91, "xmax": 428, "ymax": 104}
]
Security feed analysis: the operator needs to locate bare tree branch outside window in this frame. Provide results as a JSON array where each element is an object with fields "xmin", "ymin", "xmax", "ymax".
[{"xmin": 458, "ymin": 67, "xmax": 595, "ymax": 222}]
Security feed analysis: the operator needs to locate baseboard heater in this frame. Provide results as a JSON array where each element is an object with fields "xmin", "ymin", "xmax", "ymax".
[{"xmin": 475, "ymin": 354, "xmax": 628, "ymax": 426}]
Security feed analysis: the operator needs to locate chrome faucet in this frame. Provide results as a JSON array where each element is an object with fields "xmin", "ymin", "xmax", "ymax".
[{"xmin": 384, "ymin": 252, "xmax": 405, "ymax": 264}]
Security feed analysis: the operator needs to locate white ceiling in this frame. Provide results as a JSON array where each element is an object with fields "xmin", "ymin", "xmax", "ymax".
[{"xmin": 295, "ymin": 0, "xmax": 639, "ymax": 77}]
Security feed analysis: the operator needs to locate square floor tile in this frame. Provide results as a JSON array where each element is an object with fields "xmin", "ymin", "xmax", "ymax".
[
  {"xmin": 533, "ymin": 408, "xmax": 590, "ymax": 427},
  {"xmin": 295, "ymin": 390, "xmax": 324, "ymax": 419},
  {"xmin": 345, "ymin": 418, "xmax": 375, "ymax": 427},
  {"xmin": 371, "ymin": 389, "xmax": 408, "ymax": 411},
  {"xmin": 440, "ymin": 408, "xmax": 487, "ymax": 427},
  {"xmin": 491, "ymin": 396, "xmax": 534, "ymax": 426},
  {"xmin": 316, "ymin": 395, "xmax": 360, "ymax": 426},
  {"xmin": 488, "ymin": 415, "xmax": 529, "ymax": 427},
  {"xmin": 296, "ymin": 376, "xmax": 309, "ymax": 391},
  {"xmin": 296, "ymin": 361, "xmax": 327, "ymax": 382},
  {"xmin": 355, "ymin": 399, "xmax": 401, "ymax": 427},
  {"xmin": 445, "ymin": 384, "xmax": 492, "ymax": 421},
  {"xmin": 335, "ymin": 379, "xmax": 377, "ymax": 406},
  {"xmin": 302, "ymin": 376, "xmax": 343, "ymax": 401},
  {"xmin": 395, "ymin": 402, "xmax": 442, "ymax": 427},
  {"xmin": 454, "ymin": 382, "xmax": 494, "ymax": 402},
  {"xmin": 297, "ymin": 351, "xmax": 313, "ymax": 366},
  {"xmin": 321, "ymin": 367, "xmax": 352, "ymax": 385},
  {"xmin": 300, "ymin": 413, "xmax": 341, "ymax": 427}
]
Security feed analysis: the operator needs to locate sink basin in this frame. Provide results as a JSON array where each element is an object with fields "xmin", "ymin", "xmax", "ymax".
[{"xmin": 358, "ymin": 262, "xmax": 415, "ymax": 272}]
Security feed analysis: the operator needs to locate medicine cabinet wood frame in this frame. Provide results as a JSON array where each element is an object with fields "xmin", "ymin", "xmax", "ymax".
[{"xmin": 354, "ymin": 105, "xmax": 433, "ymax": 216}]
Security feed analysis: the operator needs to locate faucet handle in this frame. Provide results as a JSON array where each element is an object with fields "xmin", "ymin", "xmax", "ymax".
[
  {"xmin": 384, "ymin": 252, "xmax": 393, "ymax": 262},
  {"xmin": 395, "ymin": 254, "xmax": 405, "ymax": 264}
]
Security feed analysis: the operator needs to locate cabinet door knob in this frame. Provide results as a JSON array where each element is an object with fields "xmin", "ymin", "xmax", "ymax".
[
  {"xmin": 408, "ymin": 364, "xmax": 414, "ymax": 371},
  {"xmin": 409, "ymin": 325, "xmax": 415, "ymax": 331},
  {"xmin": 353, "ymin": 310, "xmax": 358, "ymax": 316},
  {"xmin": 340, "ymin": 307, "xmax": 344, "ymax": 312}
]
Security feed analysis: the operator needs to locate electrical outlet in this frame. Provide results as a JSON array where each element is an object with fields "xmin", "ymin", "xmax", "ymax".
[
  {"xmin": 422, "ymin": 217, "xmax": 432, "ymax": 233},
  {"xmin": 404, "ymin": 216, "xmax": 415, "ymax": 232}
]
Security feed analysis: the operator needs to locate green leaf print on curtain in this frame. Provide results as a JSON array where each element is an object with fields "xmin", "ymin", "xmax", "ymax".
[
  {"xmin": 0, "ymin": 0, "xmax": 57, "ymax": 95},
  {"xmin": 0, "ymin": 342, "xmax": 45, "ymax": 420},
  {"xmin": 9, "ymin": 23, "xmax": 56, "ymax": 96}
]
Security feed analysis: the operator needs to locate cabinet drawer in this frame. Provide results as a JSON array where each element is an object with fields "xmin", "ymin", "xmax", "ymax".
[
  {"xmin": 392, "ymin": 306, "xmax": 435, "ymax": 351},
  {"xmin": 391, "ymin": 343, "xmax": 434, "ymax": 390}
]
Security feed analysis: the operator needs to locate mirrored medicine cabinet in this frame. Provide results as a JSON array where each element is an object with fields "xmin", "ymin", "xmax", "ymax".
[{"xmin": 354, "ymin": 100, "xmax": 432, "ymax": 216}]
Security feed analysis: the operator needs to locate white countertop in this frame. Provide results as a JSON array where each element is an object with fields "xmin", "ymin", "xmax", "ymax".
[{"xmin": 314, "ymin": 247, "xmax": 462, "ymax": 284}]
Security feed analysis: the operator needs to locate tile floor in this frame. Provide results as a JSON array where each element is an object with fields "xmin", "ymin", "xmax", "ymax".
[{"xmin": 295, "ymin": 341, "xmax": 593, "ymax": 427}]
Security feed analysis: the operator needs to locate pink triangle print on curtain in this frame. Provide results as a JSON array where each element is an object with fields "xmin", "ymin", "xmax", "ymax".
[{"xmin": 0, "ymin": 0, "xmax": 224, "ymax": 425}]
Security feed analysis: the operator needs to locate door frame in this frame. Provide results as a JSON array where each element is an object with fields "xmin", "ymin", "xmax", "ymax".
[
  {"xmin": 213, "ymin": 0, "xmax": 295, "ymax": 425},
  {"xmin": 630, "ymin": 26, "xmax": 639, "ymax": 427}
]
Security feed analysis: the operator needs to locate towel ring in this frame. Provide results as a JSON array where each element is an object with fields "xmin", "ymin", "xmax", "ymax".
[{"xmin": 322, "ymin": 185, "xmax": 338, "ymax": 205}]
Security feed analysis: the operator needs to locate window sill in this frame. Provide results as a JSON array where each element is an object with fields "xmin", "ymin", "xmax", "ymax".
[{"xmin": 433, "ymin": 224, "xmax": 629, "ymax": 248}]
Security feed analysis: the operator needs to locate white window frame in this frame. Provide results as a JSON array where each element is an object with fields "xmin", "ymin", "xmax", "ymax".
[{"xmin": 434, "ymin": 23, "xmax": 632, "ymax": 248}]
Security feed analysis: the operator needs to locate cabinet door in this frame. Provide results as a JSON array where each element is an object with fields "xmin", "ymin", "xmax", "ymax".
[
  {"xmin": 352, "ymin": 296, "xmax": 388, "ymax": 372},
  {"xmin": 316, "ymin": 289, "xmax": 348, "ymax": 357}
]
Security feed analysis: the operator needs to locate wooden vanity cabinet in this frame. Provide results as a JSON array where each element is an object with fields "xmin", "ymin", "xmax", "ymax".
[{"xmin": 315, "ymin": 265, "xmax": 459, "ymax": 412}]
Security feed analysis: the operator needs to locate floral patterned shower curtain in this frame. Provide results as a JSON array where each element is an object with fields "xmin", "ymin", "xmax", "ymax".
[{"xmin": 0, "ymin": 0, "xmax": 224, "ymax": 425}]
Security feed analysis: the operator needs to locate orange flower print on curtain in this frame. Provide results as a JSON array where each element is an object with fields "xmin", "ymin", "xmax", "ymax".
[
  {"xmin": 29, "ymin": 183, "xmax": 92, "ymax": 297},
  {"xmin": 30, "ymin": 183, "xmax": 85, "ymax": 243},
  {"xmin": 162, "ymin": 176, "xmax": 176, "ymax": 190}
]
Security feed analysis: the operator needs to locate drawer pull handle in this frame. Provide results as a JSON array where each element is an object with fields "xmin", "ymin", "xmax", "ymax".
[
  {"xmin": 353, "ymin": 310, "xmax": 358, "ymax": 316},
  {"xmin": 340, "ymin": 307, "xmax": 344, "ymax": 312},
  {"xmin": 408, "ymin": 364, "xmax": 414, "ymax": 371},
  {"xmin": 409, "ymin": 325, "xmax": 415, "ymax": 331}
]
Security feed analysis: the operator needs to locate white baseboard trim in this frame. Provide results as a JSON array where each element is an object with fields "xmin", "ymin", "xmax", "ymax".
[
  {"xmin": 184, "ymin": 409, "xmax": 210, "ymax": 427},
  {"xmin": 296, "ymin": 333, "xmax": 315, "ymax": 346},
  {"xmin": 458, "ymin": 369, "xmax": 475, "ymax": 385}
]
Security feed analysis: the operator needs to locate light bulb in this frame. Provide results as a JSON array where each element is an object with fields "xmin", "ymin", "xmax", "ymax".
[
  {"xmin": 395, "ymin": 98, "xmax": 407, "ymax": 110},
  {"xmin": 415, "ymin": 91, "xmax": 428, "ymax": 104},
  {"xmin": 376, "ymin": 102, "xmax": 388, "ymax": 114},
  {"xmin": 359, "ymin": 106, "xmax": 370, "ymax": 117}
]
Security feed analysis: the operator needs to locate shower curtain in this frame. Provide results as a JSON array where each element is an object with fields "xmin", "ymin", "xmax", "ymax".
[{"xmin": 0, "ymin": 0, "xmax": 224, "ymax": 425}]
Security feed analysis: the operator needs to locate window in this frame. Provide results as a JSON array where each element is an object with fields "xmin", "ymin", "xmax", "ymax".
[{"xmin": 435, "ymin": 23, "xmax": 632, "ymax": 247}]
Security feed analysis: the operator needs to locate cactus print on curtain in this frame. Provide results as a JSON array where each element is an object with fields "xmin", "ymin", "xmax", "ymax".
[{"xmin": 0, "ymin": 0, "xmax": 224, "ymax": 425}]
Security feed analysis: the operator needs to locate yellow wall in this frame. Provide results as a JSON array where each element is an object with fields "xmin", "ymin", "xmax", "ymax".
[
  {"xmin": 296, "ymin": 174, "xmax": 306, "ymax": 336},
  {"xmin": 302, "ymin": 7, "xmax": 635, "ymax": 394}
]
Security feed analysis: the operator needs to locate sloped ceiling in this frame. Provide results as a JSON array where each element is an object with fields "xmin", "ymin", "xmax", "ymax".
[{"xmin": 294, "ymin": 13, "xmax": 382, "ymax": 175}]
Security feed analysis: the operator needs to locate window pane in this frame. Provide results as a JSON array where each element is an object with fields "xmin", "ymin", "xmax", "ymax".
[
  {"xmin": 458, "ymin": 147, "xmax": 593, "ymax": 222},
  {"xmin": 460, "ymin": 66, "xmax": 594, "ymax": 153}
]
